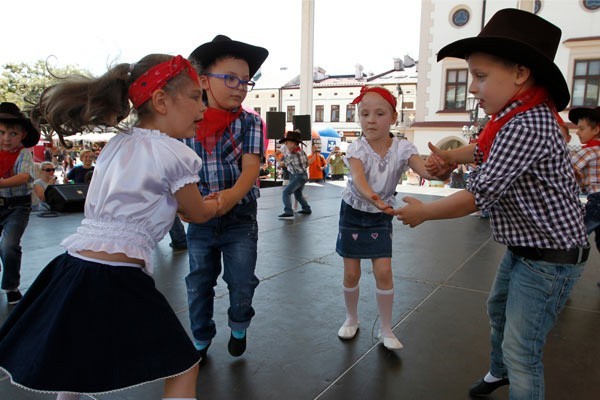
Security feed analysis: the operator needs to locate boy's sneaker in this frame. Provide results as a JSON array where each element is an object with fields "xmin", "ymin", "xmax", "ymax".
[
  {"xmin": 278, "ymin": 213, "xmax": 294, "ymax": 220},
  {"xmin": 228, "ymin": 332, "xmax": 247, "ymax": 357},
  {"xmin": 6, "ymin": 290, "xmax": 22, "ymax": 305},
  {"xmin": 297, "ymin": 209, "xmax": 312, "ymax": 215}
]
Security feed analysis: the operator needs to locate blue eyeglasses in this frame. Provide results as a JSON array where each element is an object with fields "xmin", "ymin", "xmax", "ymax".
[{"xmin": 204, "ymin": 73, "xmax": 256, "ymax": 92}]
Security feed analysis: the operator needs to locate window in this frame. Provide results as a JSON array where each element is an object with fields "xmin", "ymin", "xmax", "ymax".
[
  {"xmin": 315, "ymin": 105, "xmax": 324, "ymax": 122},
  {"xmin": 269, "ymin": 107, "xmax": 277, "ymax": 112},
  {"xmin": 444, "ymin": 68, "xmax": 468, "ymax": 110},
  {"xmin": 582, "ymin": 0, "xmax": 600, "ymax": 11},
  {"xmin": 451, "ymin": 8, "xmax": 470, "ymax": 27},
  {"xmin": 287, "ymin": 106, "xmax": 295, "ymax": 122},
  {"xmin": 403, "ymin": 101, "xmax": 414, "ymax": 109},
  {"xmin": 254, "ymin": 107, "xmax": 261, "ymax": 116},
  {"xmin": 331, "ymin": 105, "xmax": 340, "ymax": 122},
  {"xmin": 346, "ymin": 104, "xmax": 356, "ymax": 122},
  {"xmin": 572, "ymin": 59, "xmax": 600, "ymax": 107}
]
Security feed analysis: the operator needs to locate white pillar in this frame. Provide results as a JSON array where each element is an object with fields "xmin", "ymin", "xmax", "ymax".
[{"xmin": 300, "ymin": 0, "xmax": 314, "ymax": 116}]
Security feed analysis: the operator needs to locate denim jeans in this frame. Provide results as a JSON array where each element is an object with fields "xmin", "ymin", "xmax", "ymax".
[
  {"xmin": 487, "ymin": 249, "xmax": 584, "ymax": 400},
  {"xmin": 168, "ymin": 215, "xmax": 187, "ymax": 247},
  {"xmin": 282, "ymin": 172, "xmax": 311, "ymax": 214},
  {"xmin": 584, "ymin": 193, "xmax": 600, "ymax": 251},
  {"xmin": 0, "ymin": 205, "xmax": 31, "ymax": 290},
  {"xmin": 185, "ymin": 200, "xmax": 259, "ymax": 343}
]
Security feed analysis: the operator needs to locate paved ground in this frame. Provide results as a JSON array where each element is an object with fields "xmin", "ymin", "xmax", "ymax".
[{"xmin": 1, "ymin": 182, "xmax": 599, "ymax": 400}]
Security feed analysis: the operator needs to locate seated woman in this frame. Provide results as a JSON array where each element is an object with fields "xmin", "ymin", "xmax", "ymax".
[{"xmin": 32, "ymin": 161, "xmax": 57, "ymax": 211}]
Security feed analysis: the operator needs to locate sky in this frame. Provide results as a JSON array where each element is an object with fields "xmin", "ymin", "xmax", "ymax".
[{"xmin": 1, "ymin": 0, "xmax": 421, "ymax": 81}]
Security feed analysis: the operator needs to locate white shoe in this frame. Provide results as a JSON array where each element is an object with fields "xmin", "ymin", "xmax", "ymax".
[
  {"xmin": 378, "ymin": 330, "xmax": 403, "ymax": 350},
  {"xmin": 337, "ymin": 322, "xmax": 359, "ymax": 339}
]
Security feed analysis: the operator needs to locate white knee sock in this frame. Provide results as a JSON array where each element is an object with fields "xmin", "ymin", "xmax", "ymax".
[
  {"xmin": 376, "ymin": 287, "xmax": 395, "ymax": 337},
  {"xmin": 342, "ymin": 284, "xmax": 359, "ymax": 325},
  {"xmin": 56, "ymin": 394, "xmax": 81, "ymax": 400}
]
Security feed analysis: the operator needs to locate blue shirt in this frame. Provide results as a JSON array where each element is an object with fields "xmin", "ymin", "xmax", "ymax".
[{"xmin": 184, "ymin": 109, "xmax": 264, "ymax": 204}]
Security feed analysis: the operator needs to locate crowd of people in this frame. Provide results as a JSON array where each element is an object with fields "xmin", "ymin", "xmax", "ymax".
[{"xmin": 0, "ymin": 8, "xmax": 597, "ymax": 400}]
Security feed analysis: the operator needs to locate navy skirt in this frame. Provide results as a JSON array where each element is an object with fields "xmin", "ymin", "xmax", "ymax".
[
  {"xmin": 0, "ymin": 253, "xmax": 200, "ymax": 395},
  {"xmin": 336, "ymin": 201, "xmax": 393, "ymax": 259}
]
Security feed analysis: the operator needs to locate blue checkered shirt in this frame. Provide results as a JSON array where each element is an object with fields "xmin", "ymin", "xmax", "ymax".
[
  {"xmin": 468, "ymin": 102, "xmax": 587, "ymax": 249},
  {"xmin": 184, "ymin": 110, "xmax": 264, "ymax": 204},
  {"xmin": 0, "ymin": 147, "xmax": 34, "ymax": 197}
]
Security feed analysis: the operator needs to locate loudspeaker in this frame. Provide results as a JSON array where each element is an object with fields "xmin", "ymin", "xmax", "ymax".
[
  {"xmin": 293, "ymin": 115, "xmax": 312, "ymax": 141},
  {"xmin": 266, "ymin": 112, "xmax": 286, "ymax": 139},
  {"xmin": 45, "ymin": 184, "xmax": 88, "ymax": 212}
]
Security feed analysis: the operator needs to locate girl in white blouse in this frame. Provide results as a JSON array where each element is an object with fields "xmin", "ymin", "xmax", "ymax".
[
  {"xmin": 0, "ymin": 54, "xmax": 217, "ymax": 400},
  {"xmin": 336, "ymin": 86, "xmax": 451, "ymax": 350}
]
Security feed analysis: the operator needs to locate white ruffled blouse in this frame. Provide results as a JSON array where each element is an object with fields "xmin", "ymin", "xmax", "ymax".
[
  {"xmin": 61, "ymin": 128, "xmax": 201, "ymax": 274},
  {"xmin": 342, "ymin": 136, "xmax": 418, "ymax": 213}
]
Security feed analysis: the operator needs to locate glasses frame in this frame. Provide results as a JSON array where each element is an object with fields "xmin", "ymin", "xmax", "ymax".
[
  {"xmin": 204, "ymin": 73, "xmax": 256, "ymax": 92},
  {"xmin": 42, "ymin": 168, "xmax": 56, "ymax": 172}
]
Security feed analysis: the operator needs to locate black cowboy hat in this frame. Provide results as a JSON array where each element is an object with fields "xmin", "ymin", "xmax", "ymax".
[
  {"xmin": 0, "ymin": 102, "xmax": 40, "ymax": 148},
  {"xmin": 189, "ymin": 35, "xmax": 269, "ymax": 78},
  {"xmin": 437, "ymin": 8, "xmax": 570, "ymax": 111},
  {"xmin": 278, "ymin": 130, "xmax": 305, "ymax": 145},
  {"xmin": 569, "ymin": 107, "xmax": 600, "ymax": 124}
]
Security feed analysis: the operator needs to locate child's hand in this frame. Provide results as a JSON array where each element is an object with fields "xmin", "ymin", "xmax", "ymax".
[
  {"xmin": 395, "ymin": 196, "xmax": 426, "ymax": 227},
  {"xmin": 177, "ymin": 210, "xmax": 192, "ymax": 223},
  {"xmin": 204, "ymin": 197, "xmax": 220, "ymax": 218},
  {"xmin": 371, "ymin": 194, "xmax": 394, "ymax": 215},
  {"xmin": 214, "ymin": 189, "xmax": 238, "ymax": 216}
]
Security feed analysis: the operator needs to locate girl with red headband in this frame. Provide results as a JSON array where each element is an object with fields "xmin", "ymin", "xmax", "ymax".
[
  {"xmin": 336, "ymin": 86, "xmax": 452, "ymax": 350},
  {"xmin": 0, "ymin": 54, "xmax": 218, "ymax": 400}
]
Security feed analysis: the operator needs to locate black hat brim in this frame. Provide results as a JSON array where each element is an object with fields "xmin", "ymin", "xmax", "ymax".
[
  {"xmin": 189, "ymin": 39, "xmax": 269, "ymax": 78},
  {"xmin": 0, "ymin": 113, "xmax": 40, "ymax": 148},
  {"xmin": 568, "ymin": 107, "xmax": 600, "ymax": 124},
  {"xmin": 437, "ymin": 37, "xmax": 570, "ymax": 111},
  {"xmin": 278, "ymin": 138, "xmax": 304, "ymax": 145}
]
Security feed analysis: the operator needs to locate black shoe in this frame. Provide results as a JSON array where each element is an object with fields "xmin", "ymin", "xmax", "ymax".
[
  {"xmin": 278, "ymin": 213, "xmax": 294, "ymax": 220},
  {"xmin": 169, "ymin": 242, "xmax": 188, "ymax": 251},
  {"xmin": 468, "ymin": 377, "xmax": 509, "ymax": 397},
  {"xmin": 196, "ymin": 342, "xmax": 211, "ymax": 363},
  {"xmin": 6, "ymin": 290, "xmax": 22, "ymax": 305},
  {"xmin": 228, "ymin": 332, "xmax": 247, "ymax": 357},
  {"xmin": 297, "ymin": 209, "xmax": 312, "ymax": 215}
]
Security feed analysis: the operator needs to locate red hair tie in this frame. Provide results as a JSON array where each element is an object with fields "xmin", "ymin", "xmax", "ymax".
[
  {"xmin": 128, "ymin": 55, "xmax": 199, "ymax": 109},
  {"xmin": 351, "ymin": 86, "xmax": 397, "ymax": 110}
]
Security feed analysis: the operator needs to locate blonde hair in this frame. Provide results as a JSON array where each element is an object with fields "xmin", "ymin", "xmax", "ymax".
[{"xmin": 79, "ymin": 149, "xmax": 94, "ymax": 159}]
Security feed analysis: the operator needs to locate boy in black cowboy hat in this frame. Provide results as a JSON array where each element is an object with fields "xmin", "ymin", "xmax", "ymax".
[
  {"xmin": 569, "ymin": 107, "xmax": 600, "ymax": 257},
  {"xmin": 0, "ymin": 102, "xmax": 40, "ymax": 305},
  {"xmin": 396, "ymin": 9, "xmax": 588, "ymax": 399},
  {"xmin": 185, "ymin": 35, "xmax": 268, "ymax": 360},
  {"xmin": 278, "ymin": 130, "xmax": 311, "ymax": 219}
]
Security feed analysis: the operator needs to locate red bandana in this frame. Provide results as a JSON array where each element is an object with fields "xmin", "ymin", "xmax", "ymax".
[
  {"xmin": 584, "ymin": 139, "xmax": 600, "ymax": 148},
  {"xmin": 477, "ymin": 86, "xmax": 558, "ymax": 161},
  {"xmin": 0, "ymin": 147, "xmax": 23, "ymax": 178},
  {"xmin": 128, "ymin": 55, "xmax": 199, "ymax": 109},
  {"xmin": 351, "ymin": 86, "xmax": 397, "ymax": 110},
  {"xmin": 195, "ymin": 107, "xmax": 242, "ymax": 153}
]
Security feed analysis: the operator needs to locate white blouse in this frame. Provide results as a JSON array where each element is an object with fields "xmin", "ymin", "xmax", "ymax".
[
  {"xmin": 61, "ymin": 128, "xmax": 202, "ymax": 274},
  {"xmin": 342, "ymin": 136, "xmax": 418, "ymax": 213}
]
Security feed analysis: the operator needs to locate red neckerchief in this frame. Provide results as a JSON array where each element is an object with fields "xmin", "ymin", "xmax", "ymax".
[
  {"xmin": 584, "ymin": 139, "xmax": 600, "ymax": 148},
  {"xmin": 196, "ymin": 107, "xmax": 242, "ymax": 154},
  {"xmin": 0, "ymin": 146, "xmax": 23, "ymax": 178},
  {"xmin": 477, "ymin": 86, "xmax": 555, "ymax": 161}
]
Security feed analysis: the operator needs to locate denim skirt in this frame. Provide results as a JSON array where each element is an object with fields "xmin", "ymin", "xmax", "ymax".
[
  {"xmin": 336, "ymin": 201, "xmax": 393, "ymax": 259},
  {"xmin": 0, "ymin": 253, "xmax": 200, "ymax": 395}
]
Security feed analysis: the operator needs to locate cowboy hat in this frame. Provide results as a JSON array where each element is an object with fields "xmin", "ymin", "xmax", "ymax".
[
  {"xmin": 0, "ymin": 102, "xmax": 40, "ymax": 148},
  {"xmin": 189, "ymin": 35, "xmax": 269, "ymax": 78},
  {"xmin": 278, "ymin": 130, "xmax": 305, "ymax": 145},
  {"xmin": 437, "ymin": 8, "xmax": 570, "ymax": 111},
  {"xmin": 568, "ymin": 107, "xmax": 600, "ymax": 125}
]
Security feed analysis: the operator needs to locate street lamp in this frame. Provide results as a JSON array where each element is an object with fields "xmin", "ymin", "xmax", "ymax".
[
  {"xmin": 462, "ymin": 95, "xmax": 488, "ymax": 143},
  {"xmin": 396, "ymin": 84, "xmax": 404, "ymax": 123}
]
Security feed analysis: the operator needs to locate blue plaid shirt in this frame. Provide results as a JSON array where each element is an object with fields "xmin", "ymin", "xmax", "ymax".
[
  {"xmin": 468, "ymin": 102, "xmax": 587, "ymax": 249},
  {"xmin": 0, "ymin": 147, "xmax": 34, "ymax": 197},
  {"xmin": 184, "ymin": 109, "xmax": 264, "ymax": 204}
]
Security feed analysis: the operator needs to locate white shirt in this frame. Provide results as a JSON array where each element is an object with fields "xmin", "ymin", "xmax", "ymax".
[{"xmin": 61, "ymin": 128, "xmax": 202, "ymax": 274}]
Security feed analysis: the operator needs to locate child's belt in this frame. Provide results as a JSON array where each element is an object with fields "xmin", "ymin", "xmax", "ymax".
[
  {"xmin": 0, "ymin": 195, "xmax": 32, "ymax": 207},
  {"xmin": 508, "ymin": 244, "xmax": 590, "ymax": 264}
]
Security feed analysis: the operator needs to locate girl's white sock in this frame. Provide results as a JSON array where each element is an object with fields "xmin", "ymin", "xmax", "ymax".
[
  {"xmin": 376, "ymin": 287, "xmax": 395, "ymax": 337},
  {"xmin": 342, "ymin": 284, "xmax": 359, "ymax": 325}
]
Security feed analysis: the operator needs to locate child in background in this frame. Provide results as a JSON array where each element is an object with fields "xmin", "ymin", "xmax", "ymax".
[
  {"xmin": 186, "ymin": 35, "xmax": 267, "ymax": 359},
  {"xmin": 397, "ymin": 9, "xmax": 588, "ymax": 399},
  {"xmin": 0, "ymin": 102, "xmax": 40, "ymax": 304},
  {"xmin": 308, "ymin": 145, "xmax": 326, "ymax": 183},
  {"xmin": 278, "ymin": 130, "xmax": 312, "ymax": 219},
  {"xmin": 0, "ymin": 54, "xmax": 218, "ymax": 400},
  {"xmin": 336, "ymin": 86, "xmax": 451, "ymax": 350}
]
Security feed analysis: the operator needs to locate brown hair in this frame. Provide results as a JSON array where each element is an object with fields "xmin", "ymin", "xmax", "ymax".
[{"xmin": 32, "ymin": 54, "xmax": 194, "ymax": 147}]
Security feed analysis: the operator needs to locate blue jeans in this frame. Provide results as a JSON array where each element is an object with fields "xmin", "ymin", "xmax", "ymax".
[
  {"xmin": 168, "ymin": 215, "xmax": 187, "ymax": 247},
  {"xmin": 282, "ymin": 172, "xmax": 311, "ymax": 214},
  {"xmin": 488, "ymin": 250, "xmax": 584, "ymax": 400},
  {"xmin": 584, "ymin": 193, "xmax": 600, "ymax": 251},
  {"xmin": 185, "ymin": 201, "xmax": 259, "ymax": 343},
  {"xmin": 0, "ymin": 205, "xmax": 31, "ymax": 290}
]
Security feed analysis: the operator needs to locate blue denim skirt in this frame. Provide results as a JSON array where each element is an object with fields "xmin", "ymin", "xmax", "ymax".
[
  {"xmin": 336, "ymin": 201, "xmax": 393, "ymax": 259},
  {"xmin": 0, "ymin": 253, "xmax": 199, "ymax": 395}
]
